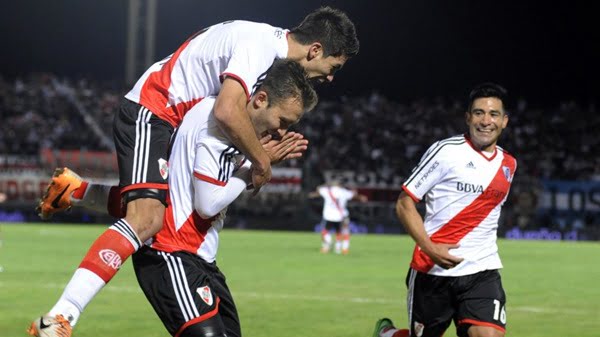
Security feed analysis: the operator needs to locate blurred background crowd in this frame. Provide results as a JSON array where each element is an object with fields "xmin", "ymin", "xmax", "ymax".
[{"xmin": 1, "ymin": 73, "xmax": 598, "ymax": 239}]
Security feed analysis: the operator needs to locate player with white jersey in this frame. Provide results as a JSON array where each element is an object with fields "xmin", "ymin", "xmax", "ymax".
[
  {"xmin": 30, "ymin": 8, "xmax": 357, "ymax": 337},
  {"xmin": 310, "ymin": 181, "xmax": 367, "ymax": 254},
  {"xmin": 134, "ymin": 59, "xmax": 317, "ymax": 337},
  {"xmin": 374, "ymin": 83, "xmax": 516, "ymax": 337}
]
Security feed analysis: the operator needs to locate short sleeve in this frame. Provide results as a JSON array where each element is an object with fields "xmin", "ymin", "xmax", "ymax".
[{"xmin": 402, "ymin": 141, "xmax": 448, "ymax": 201}]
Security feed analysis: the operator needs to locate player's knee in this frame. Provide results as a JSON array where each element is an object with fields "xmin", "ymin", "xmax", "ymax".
[
  {"xmin": 123, "ymin": 190, "xmax": 167, "ymax": 240},
  {"xmin": 179, "ymin": 315, "xmax": 228, "ymax": 337}
]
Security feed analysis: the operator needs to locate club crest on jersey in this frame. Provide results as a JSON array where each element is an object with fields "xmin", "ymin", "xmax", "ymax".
[
  {"xmin": 197, "ymin": 286, "xmax": 213, "ymax": 306},
  {"xmin": 502, "ymin": 166, "xmax": 512, "ymax": 182},
  {"xmin": 158, "ymin": 158, "xmax": 169, "ymax": 180},
  {"xmin": 99, "ymin": 249, "xmax": 122, "ymax": 270}
]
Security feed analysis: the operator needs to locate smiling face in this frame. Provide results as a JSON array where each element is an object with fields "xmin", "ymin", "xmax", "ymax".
[
  {"xmin": 247, "ymin": 90, "xmax": 305, "ymax": 138},
  {"xmin": 465, "ymin": 97, "xmax": 509, "ymax": 152},
  {"xmin": 299, "ymin": 43, "xmax": 348, "ymax": 84}
]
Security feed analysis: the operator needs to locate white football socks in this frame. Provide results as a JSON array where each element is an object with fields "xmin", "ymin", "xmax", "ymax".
[{"xmin": 48, "ymin": 268, "xmax": 106, "ymax": 326}]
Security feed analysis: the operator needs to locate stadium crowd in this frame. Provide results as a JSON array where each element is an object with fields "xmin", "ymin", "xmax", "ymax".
[
  {"xmin": 1, "ymin": 74, "xmax": 598, "ymax": 236},
  {"xmin": 3, "ymin": 74, "xmax": 597, "ymax": 180}
]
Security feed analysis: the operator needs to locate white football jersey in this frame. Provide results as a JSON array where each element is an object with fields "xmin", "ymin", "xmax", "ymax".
[
  {"xmin": 125, "ymin": 20, "xmax": 289, "ymax": 127},
  {"xmin": 403, "ymin": 134, "xmax": 517, "ymax": 276},
  {"xmin": 318, "ymin": 185, "xmax": 355, "ymax": 222},
  {"xmin": 151, "ymin": 97, "xmax": 247, "ymax": 263}
]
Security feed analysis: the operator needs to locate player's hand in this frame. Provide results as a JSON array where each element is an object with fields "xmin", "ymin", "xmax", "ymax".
[
  {"xmin": 250, "ymin": 153, "xmax": 272, "ymax": 196},
  {"xmin": 422, "ymin": 242, "xmax": 464, "ymax": 269},
  {"xmin": 260, "ymin": 131, "xmax": 308, "ymax": 165}
]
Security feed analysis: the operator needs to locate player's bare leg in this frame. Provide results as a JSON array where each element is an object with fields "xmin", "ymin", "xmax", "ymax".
[
  {"xmin": 321, "ymin": 227, "xmax": 332, "ymax": 253},
  {"xmin": 468, "ymin": 325, "xmax": 505, "ymax": 337}
]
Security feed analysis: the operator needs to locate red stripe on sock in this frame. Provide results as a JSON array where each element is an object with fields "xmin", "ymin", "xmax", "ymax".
[{"xmin": 79, "ymin": 228, "xmax": 136, "ymax": 283}]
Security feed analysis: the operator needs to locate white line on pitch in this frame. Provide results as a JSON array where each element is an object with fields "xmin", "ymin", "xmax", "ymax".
[{"xmin": 0, "ymin": 282, "xmax": 589, "ymax": 315}]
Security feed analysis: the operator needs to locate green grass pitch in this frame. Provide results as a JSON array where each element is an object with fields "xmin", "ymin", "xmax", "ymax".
[{"xmin": 0, "ymin": 223, "xmax": 598, "ymax": 337}]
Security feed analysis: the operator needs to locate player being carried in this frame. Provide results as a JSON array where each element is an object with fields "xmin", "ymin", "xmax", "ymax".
[{"xmin": 30, "ymin": 7, "xmax": 357, "ymax": 337}]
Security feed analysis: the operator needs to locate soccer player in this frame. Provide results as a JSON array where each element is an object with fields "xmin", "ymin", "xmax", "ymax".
[
  {"xmin": 30, "ymin": 59, "xmax": 317, "ymax": 337},
  {"xmin": 309, "ymin": 181, "xmax": 367, "ymax": 254},
  {"xmin": 133, "ymin": 59, "xmax": 317, "ymax": 337},
  {"xmin": 373, "ymin": 83, "xmax": 515, "ymax": 337},
  {"xmin": 29, "ymin": 7, "xmax": 358, "ymax": 336}
]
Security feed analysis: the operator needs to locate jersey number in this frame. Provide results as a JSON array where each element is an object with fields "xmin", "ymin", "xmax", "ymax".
[{"xmin": 493, "ymin": 299, "xmax": 507, "ymax": 324}]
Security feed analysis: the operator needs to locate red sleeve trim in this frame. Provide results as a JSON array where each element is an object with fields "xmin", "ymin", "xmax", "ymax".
[
  {"xmin": 458, "ymin": 319, "xmax": 505, "ymax": 333},
  {"xmin": 174, "ymin": 297, "xmax": 221, "ymax": 337},
  {"xmin": 220, "ymin": 72, "xmax": 251, "ymax": 101},
  {"xmin": 121, "ymin": 183, "xmax": 168, "ymax": 194},
  {"xmin": 194, "ymin": 171, "xmax": 227, "ymax": 186},
  {"xmin": 402, "ymin": 185, "xmax": 421, "ymax": 203}
]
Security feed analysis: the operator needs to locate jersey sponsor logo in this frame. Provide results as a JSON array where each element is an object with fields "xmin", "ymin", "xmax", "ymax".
[
  {"xmin": 158, "ymin": 158, "xmax": 169, "ymax": 180},
  {"xmin": 414, "ymin": 161, "xmax": 439, "ymax": 189},
  {"xmin": 99, "ymin": 249, "xmax": 122, "ymax": 270},
  {"xmin": 413, "ymin": 321, "xmax": 424, "ymax": 337},
  {"xmin": 197, "ymin": 285, "xmax": 214, "ymax": 306},
  {"xmin": 456, "ymin": 182, "xmax": 507, "ymax": 201},
  {"xmin": 457, "ymin": 182, "xmax": 484, "ymax": 193}
]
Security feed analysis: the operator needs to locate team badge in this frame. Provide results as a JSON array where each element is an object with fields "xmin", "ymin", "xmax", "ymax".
[
  {"xmin": 413, "ymin": 321, "xmax": 425, "ymax": 337},
  {"xmin": 158, "ymin": 158, "xmax": 169, "ymax": 180},
  {"xmin": 502, "ymin": 166, "xmax": 512, "ymax": 182},
  {"xmin": 197, "ymin": 286, "xmax": 214, "ymax": 306},
  {"xmin": 99, "ymin": 249, "xmax": 122, "ymax": 270}
]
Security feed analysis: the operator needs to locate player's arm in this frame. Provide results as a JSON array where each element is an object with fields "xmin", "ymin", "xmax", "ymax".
[
  {"xmin": 307, "ymin": 191, "xmax": 321, "ymax": 199},
  {"xmin": 194, "ymin": 164, "xmax": 251, "ymax": 219},
  {"xmin": 307, "ymin": 184, "xmax": 326, "ymax": 199},
  {"xmin": 193, "ymin": 133, "xmax": 306, "ymax": 218},
  {"xmin": 351, "ymin": 189, "xmax": 368, "ymax": 202},
  {"xmin": 396, "ymin": 191, "xmax": 463, "ymax": 269},
  {"xmin": 213, "ymin": 78, "xmax": 272, "ymax": 193}
]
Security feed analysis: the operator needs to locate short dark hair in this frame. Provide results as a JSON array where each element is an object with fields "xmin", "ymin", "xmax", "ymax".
[
  {"xmin": 468, "ymin": 82, "xmax": 508, "ymax": 112},
  {"xmin": 290, "ymin": 6, "xmax": 359, "ymax": 58},
  {"xmin": 259, "ymin": 59, "xmax": 318, "ymax": 112}
]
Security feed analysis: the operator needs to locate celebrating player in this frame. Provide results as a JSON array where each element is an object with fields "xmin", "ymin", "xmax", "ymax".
[
  {"xmin": 374, "ymin": 83, "xmax": 515, "ymax": 337},
  {"xmin": 30, "ymin": 7, "xmax": 357, "ymax": 337},
  {"xmin": 132, "ymin": 59, "xmax": 316, "ymax": 337}
]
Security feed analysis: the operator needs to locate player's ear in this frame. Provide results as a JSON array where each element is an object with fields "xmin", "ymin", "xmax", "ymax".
[
  {"xmin": 252, "ymin": 90, "xmax": 269, "ymax": 109},
  {"xmin": 465, "ymin": 111, "xmax": 471, "ymax": 125},
  {"xmin": 502, "ymin": 113, "xmax": 509, "ymax": 128},
  {"xmin": 307, "ymin": 42, "xmax": 323, "ymax": 60}
]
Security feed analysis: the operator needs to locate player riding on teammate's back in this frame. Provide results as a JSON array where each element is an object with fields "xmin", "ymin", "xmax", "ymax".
[{"xmin": 30, "ymin": 7, "xmax": 358, "ymax": 337}]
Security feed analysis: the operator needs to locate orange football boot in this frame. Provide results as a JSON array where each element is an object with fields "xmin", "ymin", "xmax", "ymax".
[{"xmin": 36, "ymin": 168, "xmax": 83, "ymax": 220}]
